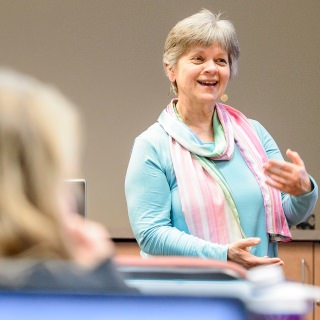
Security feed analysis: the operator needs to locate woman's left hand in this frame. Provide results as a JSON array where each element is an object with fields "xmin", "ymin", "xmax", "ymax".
[{"xmin": 263, "ymin": 149, "xmax": 312, "ymax": 196}]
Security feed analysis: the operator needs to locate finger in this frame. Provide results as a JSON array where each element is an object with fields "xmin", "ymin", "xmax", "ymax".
[
  {"xmin": 264, "ymin": 178, "xmax": 285, "ymax": 192},
  {"xmin": 264, "ymin": 165, "xmax": 290, "ymax": 189},
  {"xmin": 265, "ymin": 170, "xmax": 287, "ymax": 185},
  {"xmin": 263, "ymin": 163, "xmax": 286, "ymax": 181},
  {"xmin": 286, "ymin": 149, "xmax": 304, "ymax": 167},
  {"xmin": 264, "ymin": 159, "xmax": 291, "ymax": 175},
  {"xmin": 265, "ymin": 257, "xmax": 284, "ymax": 265},
  {"xmin": 252, "ymin": 257, "xmax": 284, "ymax": 267},
  {"xmin": 263, "ymin": 159, "xmax": 297, "ymax": 188},
  {"xmin": 234, "ymin": 237, "xmax": 261, "ymax": 249}
]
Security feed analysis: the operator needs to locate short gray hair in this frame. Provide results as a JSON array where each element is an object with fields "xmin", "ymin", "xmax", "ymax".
[{"xmin": 163, "ymin": 9, "xmax": 240, "ymax": 94}]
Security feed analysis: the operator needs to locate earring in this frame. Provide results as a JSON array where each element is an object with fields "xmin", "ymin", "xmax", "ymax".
[{"xmin": 220, "ymin": 93, "xmax": 228, "ymax": 103}]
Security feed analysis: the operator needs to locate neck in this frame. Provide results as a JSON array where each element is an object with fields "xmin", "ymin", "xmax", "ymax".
[{"xmin": 176, "ymin": 100, "xmax": 215, "ymax": 142}]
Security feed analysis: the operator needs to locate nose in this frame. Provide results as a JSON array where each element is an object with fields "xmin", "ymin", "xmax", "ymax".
[{"xmin": 203, "ymin": 60, "xmax": 218, "ymax": 73}]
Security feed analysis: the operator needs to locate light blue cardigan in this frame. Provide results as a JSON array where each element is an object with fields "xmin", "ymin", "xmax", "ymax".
[{"xmin": 125, "ymin": 119, "xmax": 318, "ymax": 260}]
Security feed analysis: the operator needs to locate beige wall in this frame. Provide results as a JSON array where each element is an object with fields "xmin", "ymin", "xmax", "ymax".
[{"xmin": 1, "ymin": 0, "xmax": 319, "ymax": 237}]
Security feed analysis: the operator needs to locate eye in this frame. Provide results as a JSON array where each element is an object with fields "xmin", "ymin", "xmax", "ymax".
[
  {"xmin": 216, "ymin": 58, "xmax": 228, "ymax": 66},
  {"xmin": 191, "ymin": 56, "xmax": 204, "ymax": 63}
]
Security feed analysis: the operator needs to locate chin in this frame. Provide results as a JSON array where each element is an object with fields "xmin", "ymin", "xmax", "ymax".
[{"xmin": 198, "ymin": 95, "xmax": 217, "ymax": 105}]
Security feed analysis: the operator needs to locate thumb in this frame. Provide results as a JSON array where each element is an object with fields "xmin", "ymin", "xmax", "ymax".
[
  {"xmin": 235, "ymin": 237, "xmax": 261, "ymax": 249},
  {"xmin": 286, "ymin": 149, "xmax": 304, "ymax": 166}
]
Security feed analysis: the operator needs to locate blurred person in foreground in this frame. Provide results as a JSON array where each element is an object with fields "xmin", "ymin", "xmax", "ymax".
[
  {"xmin": 125, "ymin": 9, "xmax": 318, "ymax": 269},
  {"xmin": 0, "ymin": 68, "xmax": 135, "ymax": 293}
]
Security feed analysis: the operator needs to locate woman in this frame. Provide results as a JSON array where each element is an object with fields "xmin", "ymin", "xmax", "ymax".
[
  {"xmin": 0, "ymin": 69, "xmax": 135, "ymax": 292},
  {"xmin": 125, "ymin": 9, "xmax": 318, "ymax": 269}
]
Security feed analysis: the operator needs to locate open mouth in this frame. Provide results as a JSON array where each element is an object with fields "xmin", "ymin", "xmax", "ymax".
[{"xmin": 197, "ymin": 80, "xmax": 218, "ymax": 87}]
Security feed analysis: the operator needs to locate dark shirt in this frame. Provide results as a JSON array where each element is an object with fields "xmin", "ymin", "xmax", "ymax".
[{"xmin": 0, "ymin": 258, "xmax": 138, "ymax": 294}]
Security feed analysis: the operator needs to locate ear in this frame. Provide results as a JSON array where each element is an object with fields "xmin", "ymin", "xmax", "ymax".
[{"xmin": 165, "ymin": 64, "xmax": 176, "ymax": 82}]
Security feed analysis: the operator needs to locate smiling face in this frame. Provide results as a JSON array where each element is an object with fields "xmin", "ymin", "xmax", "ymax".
[{"xmin": 166, "ymin": 43, "xmax": 230, "ymax": 108}]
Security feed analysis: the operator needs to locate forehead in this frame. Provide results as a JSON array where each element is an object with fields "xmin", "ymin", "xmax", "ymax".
[{"xmin": 184, "ymin": 44, "xmax": 228, "ymax": 56}]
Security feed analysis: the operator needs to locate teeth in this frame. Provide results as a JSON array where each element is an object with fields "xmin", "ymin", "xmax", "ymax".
[{"xmin": 198, "ymin": 81, "xmax": 217, "ymax": 86}]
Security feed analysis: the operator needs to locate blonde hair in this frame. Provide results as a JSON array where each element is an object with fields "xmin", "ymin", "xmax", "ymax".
[
  {"xmin": 163, "ymin": 9, "xmax": 240, "ymax": 94},
  {"xmin": 0, "ymin": 69, "xmax": 81, "ymax": 259}
]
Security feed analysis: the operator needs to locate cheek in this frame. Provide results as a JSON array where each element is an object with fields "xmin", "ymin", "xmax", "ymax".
[
  {"xmin": 221, "ymin": 70, "xmax": 230, "ymax": 85},
  {"xmin": 179, "ymin": 68, "xmax": 197, "ymax": 82}
]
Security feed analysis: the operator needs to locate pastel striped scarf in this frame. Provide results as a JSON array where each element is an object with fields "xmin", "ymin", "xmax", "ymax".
[{"xmin": 158, "ymin": 99, "xmax": 292, "ymax": 244}]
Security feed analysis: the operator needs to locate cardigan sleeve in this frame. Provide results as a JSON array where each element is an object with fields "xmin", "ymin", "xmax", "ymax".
[
  {"xmin": 125, "ymin": 129, "xmax": 229, "ymax": 260},
  {"xmin": 250, "ymin": 120, "xmax": 318, "ymax": 226}
]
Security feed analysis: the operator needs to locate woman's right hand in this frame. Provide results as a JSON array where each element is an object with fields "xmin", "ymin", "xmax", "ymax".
[{"xmin": 227, "ymin": 237, "xmax": 284, "ymax": 269}]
